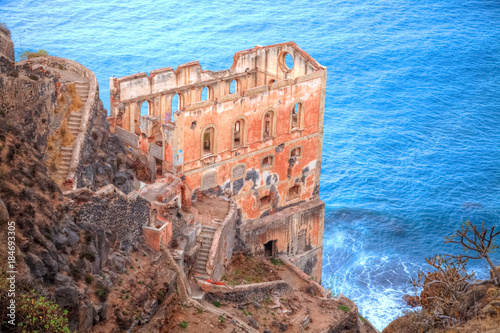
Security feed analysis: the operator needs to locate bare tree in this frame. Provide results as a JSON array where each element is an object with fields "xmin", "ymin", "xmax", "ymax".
[
  {"xmin": 444, "ymin": 221, "xmax": 500, "ymax": 283},
  {"xmin": 411, "ymin": 255, "xmax": 475, "ymax": 326}
]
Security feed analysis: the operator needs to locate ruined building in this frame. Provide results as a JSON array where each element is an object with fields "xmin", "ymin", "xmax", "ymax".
[{"xmin": 108, "ymin": 42, "xmax": 326, "ymax": 281}]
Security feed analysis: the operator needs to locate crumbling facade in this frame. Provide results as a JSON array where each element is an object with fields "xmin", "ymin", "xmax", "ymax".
[{"xmin": 109, "ymin": 42, "xmax": 326, "ymax": 281}]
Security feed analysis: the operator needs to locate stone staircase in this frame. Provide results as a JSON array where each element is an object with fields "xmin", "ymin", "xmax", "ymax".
[
  {"xmin": 193, "ymin": 225, "xmax": 217, "ymax": 279},
  {"xmin": 59, "ymin": 81, "xmax": 89, "ymax": 178}
]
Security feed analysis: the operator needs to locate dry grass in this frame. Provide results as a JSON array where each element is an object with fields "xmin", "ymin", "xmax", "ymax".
[
  {"xmin": 67, "ymin": 83, "xmax": 83, "ymax": 113},
  {"xmin": 59, "ymin": 120, "xmax": 74, "ymax": 147},
  {"xmin": 222, "ymin": 254, "xmax": 281, "ymax": 286}
]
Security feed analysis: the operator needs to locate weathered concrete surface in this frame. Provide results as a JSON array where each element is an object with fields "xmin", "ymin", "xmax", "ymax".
[
  {"xmin": 201, "ymin": 280, "xmax": 291, "ymax": 304},
  {"xmin": 240, "ymin": 198, "xmax": 325, "ymax": 281}
]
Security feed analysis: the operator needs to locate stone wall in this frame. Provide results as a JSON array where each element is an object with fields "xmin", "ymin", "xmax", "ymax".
[
  {"xmin": 206, "ymin": 201, "xmax": 238, "ymax": 281},
  {"xmin": 239, "ymin": 198, "xmax": 325, "ymax": 281},
  {"xmin": 67, "ymin": 185, "xmax": 150, "ymax": 249},
  {"xmin": 200, "ymin": 280, "xmax": 291, "ymax": 304}
]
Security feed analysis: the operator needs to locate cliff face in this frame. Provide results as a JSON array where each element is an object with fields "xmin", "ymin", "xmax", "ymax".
[
  {"xmin": 0, "ymin": 27, "xmax": 14, "ymax": 61},
  {"xmin": 75, "ymin": 92, "xmax": 137, "ymax": 193},
  {"xmin": 0, "ymin": 30, "xmax": 176, "ymax": 333}
]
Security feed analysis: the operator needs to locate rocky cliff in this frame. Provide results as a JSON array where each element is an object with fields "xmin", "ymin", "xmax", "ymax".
[{"xmin": 0, "ymin": 27, "xmax": 177, "ymax": 333}]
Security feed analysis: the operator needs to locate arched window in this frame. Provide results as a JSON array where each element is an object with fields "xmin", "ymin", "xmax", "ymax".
[
  {"xmin": 290, "ymin": 102, "xmax": 303, "ymax": 130},
  {"xmin": 229, "ymin": 79, "xmax": 237, "ymax": 94},
  {"xmin": 262, "ymin": 109, "xmax": 276, "ymax": 139},
  {"xmin": 232, "ymin": 117, "xmax": 247, "ymax": 149},
  {"xmin": 139, "ymin": 100, "xmax": 150, "ymax": 128},
  {"xmin": 140, "ymin": 100, "xmax": 149, "ymax": 117},
  {"xmin": 201, "ymin": 86, "xmax": 209, "ymax": 101},
  {"xmin": 170, "ymin": 93, "xmax": 181, "ymax": 122},
  {"xmin": 201, "ymin": 124, "xmax": 217, "ymax": 156}
]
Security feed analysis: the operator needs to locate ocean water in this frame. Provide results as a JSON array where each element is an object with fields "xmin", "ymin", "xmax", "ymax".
[{"xmin": 2, "ymin": 0, "xmax": 500, "ymax": 329}]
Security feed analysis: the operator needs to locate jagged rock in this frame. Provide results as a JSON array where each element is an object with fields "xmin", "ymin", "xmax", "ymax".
[
  {"xmin": 54, "ymin": 273, "xmax": 73, "ymax": 284},
  {"xmin": 273, "ymin": 321, "xmax": 288, "ymax": 331},
  {"xmin": 79, "ymin": 300, "xmax": 95, "ymax": 333},
  {"xmin": 54, "ymin": 285, "xmax": 80, "ymax": 309},
  {"xmin": 25, "ymin": 253, "xmax": 47, "ymax": 279},
  {"xmin": 0, "ymin": 198, "xmax": 9, "ymax": 225},
  {"xmin": 0, "ymin": 28, "xmax": 15, "ymax": 61},
  {"xmin": 248, "ymin": 317, "xmax": 259, "ymax": 329},
  {"xmin": 97, "ymin": 229, "xmax": 110, "ymax": 269},
  {"xmin": 301, "ymin": 315, "xmax": 310, "ymax": 329},
  {"xmin": 39, "ymin": 250, "xmax": 58, "ymax": 282},
  {"xmin": 107, "ymin": 252, "xmax": 130, "ymax": 274},
  {"xmin": 53, "ymin": 230, "xmax": 69, "ymax": 249}
]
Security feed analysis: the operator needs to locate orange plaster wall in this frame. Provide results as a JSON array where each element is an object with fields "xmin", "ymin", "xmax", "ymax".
[{"xmin": 179, "ymin": 77, "xmax": 323, "ymax": 220}]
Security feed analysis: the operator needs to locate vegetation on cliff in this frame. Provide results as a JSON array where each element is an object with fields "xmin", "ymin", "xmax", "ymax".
[{"xmin": 383, "ymin": 221, "xmax": 500, "ymax": 333}]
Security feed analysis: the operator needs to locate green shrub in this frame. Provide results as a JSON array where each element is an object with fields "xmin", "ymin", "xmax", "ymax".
[
  {"xmin": 15, "ymin": 294, "xmax": 71, "ymax": 332},
  {"xmin": 95, "ymin": 286, "xmax": 110, "ymax": 302},
  {"xmin": 84, "ymin": 274, "xmax": 94, "ymax": 285},
  {"xmin": 270, "ymin": 258, "xmax": 284, "ymax": 266},
  {"xmin": 18, "ymin": 50, "xmax": 49, "ymax": 61},
  {"xmin": 213, "ymin": 300, "xmax": 221, "ymax": 308},
  {"xmin": 338, "ymin": 305, "xmax": 351, "ymax": 313},
  {"xmin": 179, "ymin": 321, "xmax": 188, "ymax": 329},
  {"xmin": 219, "ymin": 315, "xmax": 226, "ymax": 323}
]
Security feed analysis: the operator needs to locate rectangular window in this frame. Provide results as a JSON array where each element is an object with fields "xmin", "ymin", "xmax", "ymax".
[
  {"xmin": 290, "ymin": 147, "xmax": 301, "ymax": 158},
  {"xmin": 233, "ymin": 120, "xmax": 241, "ymax": 147},
  {"xmin": 261, "ymin": 155, "xmax": 274, "ymax": 169}
]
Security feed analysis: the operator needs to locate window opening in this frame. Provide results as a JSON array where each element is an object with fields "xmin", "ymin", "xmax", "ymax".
[
  {"xmin": 170, "ymin": 94, "xmax": 179, "ymax": 122},
  {"xmin": 260, "ymin": 195, "xmax": 271, "ymax": 208},
  {"xmin": 262, "ymin": 155, "xmax": 273, "ymax": 168},
  {"xmin": 203, "ymin": 127, "xmax": 214, "ymax": 155},
  {"xmin": 233, "ymin": 120, "xmax": 241, "ymax": 147},
  {"xmin": 291, "ymin": 103, "xmax": 300, "ymax": 129},
  {"xmin": 229, "ymin": 80, "xmax": 237, "ymax": 94},
  {"xmin": 201, "ymin": 86, "xmax": 209, "ymax": 101},
  {"xmin": 289, "ymin": 184, "xmax": 300, "ymax": 198}
]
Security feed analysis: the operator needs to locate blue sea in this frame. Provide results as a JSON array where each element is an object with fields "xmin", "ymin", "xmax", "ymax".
[{"xmin": 2, "ymin": 0, "xmax": 500, "ymax": 330}]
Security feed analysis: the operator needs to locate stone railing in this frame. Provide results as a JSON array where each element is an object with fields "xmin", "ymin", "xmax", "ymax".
[
  {"xmin": 206, "ymin": 201, "xmax": 238, "ymax": 281},
  {"xmin": 197, "ymin": 280, "xmax": 290, "ymax": 303},
  {"xmin": 278, "ymin": 255, "xmax": 331, "ymax": 298},
  {"xmin": 27, "ymin": 56, "xmax": 98, "ymax": 190}
]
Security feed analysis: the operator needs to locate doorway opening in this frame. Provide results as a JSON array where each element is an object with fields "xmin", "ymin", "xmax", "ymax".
[{"xmin": 264, "ymin": 240, "xmax": 277, "ymax": 257}]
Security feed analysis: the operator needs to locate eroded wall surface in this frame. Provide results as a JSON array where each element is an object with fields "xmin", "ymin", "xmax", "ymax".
[{"xmin": 110, "ymin": 42, "xmax": 327, "ymax": 281}]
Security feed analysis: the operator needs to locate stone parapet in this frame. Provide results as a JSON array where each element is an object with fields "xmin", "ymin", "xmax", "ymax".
[{"xmin": 206, "ymin": 201, "xmax": 238, "ymax": 281}]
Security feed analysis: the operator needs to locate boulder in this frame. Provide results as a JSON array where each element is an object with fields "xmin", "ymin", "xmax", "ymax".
[
  {"xmin": 25, "ymin": 253, "xmax": 46, "ymax": 279},
  {"xmin": 54, "ymin": 285, "xmax": 80, "ymax": 309}
]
